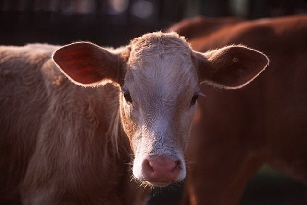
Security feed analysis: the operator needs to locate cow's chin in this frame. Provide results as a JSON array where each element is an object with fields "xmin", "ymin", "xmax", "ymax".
[{"xmin": 147, "ymin": 181, "xmax": 172, "ymax": 187}]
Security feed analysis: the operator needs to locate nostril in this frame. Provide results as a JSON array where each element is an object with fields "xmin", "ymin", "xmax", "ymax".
[
  {"xmin": 172, "ymin": 160, "xmax": 181, "ymax": 172},
  {"xmin": 143, "ymin": 159, "xmax": 154, "ymax": 173}
]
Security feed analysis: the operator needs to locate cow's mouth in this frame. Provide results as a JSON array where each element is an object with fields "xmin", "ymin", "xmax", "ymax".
[{"xmin": 147, "ymin": 181, "xmax": 172, "ymax": 187}]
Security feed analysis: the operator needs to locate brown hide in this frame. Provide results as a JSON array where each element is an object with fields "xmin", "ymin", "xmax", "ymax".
[
  {"xmin": 0, "ymin": 44, "xmax": 148, "ymax": 205},
  {"xmin": 166, "ymin": 16, "xmax": 244, "ymax": 41},
  {"xmin": 169, "ymin": 15, "xmax": 307, "ymax": 205}
]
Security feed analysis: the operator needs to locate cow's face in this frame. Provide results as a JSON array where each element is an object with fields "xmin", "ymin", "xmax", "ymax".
[
  {"xmin": 119, "ymin": 33, "xmax": 199, "ymax": 187},
  {"xmin": 52, "ymin": 32, "xmax": 269, "ymax": 187}
]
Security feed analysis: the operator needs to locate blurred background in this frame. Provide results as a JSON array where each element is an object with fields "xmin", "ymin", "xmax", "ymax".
[
  {"xmin": 1, "ymin": 0, "xmax": 307, "ymax": 204},
  {"xmin": 1, "ymin": 0, "xmax": 307, "ymax": 46}
]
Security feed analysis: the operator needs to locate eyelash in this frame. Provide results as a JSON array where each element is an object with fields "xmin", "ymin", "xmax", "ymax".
[
  {"xmin": 123, "ymin": 90, "xmax": 133, "ymax": 103},
  {"xmin": 190, "ymin": 93, "xmax": 199, "ymax": 106}
]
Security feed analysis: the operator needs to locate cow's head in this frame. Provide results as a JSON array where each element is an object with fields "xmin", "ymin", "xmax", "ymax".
[{"xmin": 52, "ymin": 32, "xmax": 268, "ymax": 187}]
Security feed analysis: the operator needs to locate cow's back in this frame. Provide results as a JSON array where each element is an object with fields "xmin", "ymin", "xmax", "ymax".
[
  {"xmin": 0, "ymin": 44, "xmax": 59, "ymax": 201},
  {"xmin": 166, "ymin": 16, "xmax": 244, "ymax": 40}
]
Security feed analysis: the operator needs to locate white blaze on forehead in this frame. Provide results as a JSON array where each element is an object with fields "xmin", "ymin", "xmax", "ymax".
[
  {"xmin": 125, "ymin": 32, "xmax": 199, "ymax": 106},
  {"xmin": 124, "ymin": 31, "xmax": 200, "ymax": 155}
]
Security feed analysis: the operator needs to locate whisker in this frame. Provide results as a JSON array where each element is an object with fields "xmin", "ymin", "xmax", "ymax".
[
  {"xmin": 184, "ymin": 155, "xmax": 195, "ymax": 170},
  {"xmin": 199, "ymin": 92, "xmax": 206, "ymax": 97}
]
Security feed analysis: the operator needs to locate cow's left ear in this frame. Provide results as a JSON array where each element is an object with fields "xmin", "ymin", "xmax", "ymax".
[
  {"xmin": 193, "ymin": 45, "xmax": 269, "ymax": 89},
  {"xmin": 53, "ymin": 42, "xmax": 127, "ymax": 87}
]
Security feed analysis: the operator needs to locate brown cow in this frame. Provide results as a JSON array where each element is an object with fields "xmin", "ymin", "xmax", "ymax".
[
  {"xmin": 0, "ymin": 32, "xmax": 268, "ymax": 204},
  {"xmin": 168, "ymin": 15, "xmax": 307, "ymax": 205}
]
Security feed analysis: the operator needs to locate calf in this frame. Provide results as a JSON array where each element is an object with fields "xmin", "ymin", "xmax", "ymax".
[
  {"xmin": 0, "ymin": 32, "xmax": 268, "ymax": 204},
  {"xmin": 168, "ymin": 15, "xmax": 307, "ymax": 205}
]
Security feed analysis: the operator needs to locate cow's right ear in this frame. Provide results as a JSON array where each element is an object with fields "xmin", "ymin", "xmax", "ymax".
[
  {"xmin": 193, "ymin": 45, "xmax": 269, "ymax": 89},
  {"xmin": 52, "ymin": 42, "xmax": 127, "ymax": 87}
]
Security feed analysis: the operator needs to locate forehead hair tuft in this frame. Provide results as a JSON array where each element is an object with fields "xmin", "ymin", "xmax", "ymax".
[{"xmin": 129, "ymin": 31, "xmax": 191, "ymax": 56}]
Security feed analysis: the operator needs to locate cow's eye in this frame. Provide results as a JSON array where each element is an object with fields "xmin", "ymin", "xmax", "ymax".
[
  {"xmin": 123, "ymin": 90, "xmax": 133, "ymax": 103},
  {"xmin": 190, "ymin": 93, "xmax": 199, "ymax": 106}
]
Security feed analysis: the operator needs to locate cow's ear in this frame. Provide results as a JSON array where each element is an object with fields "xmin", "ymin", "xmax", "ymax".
[
  {"xmin": 52, "ymin": 42, "xmax": 127, "ymax": 87},
  {"xmin": 194, "ymin": 45, "xmax": 269, "ymax": 89}
]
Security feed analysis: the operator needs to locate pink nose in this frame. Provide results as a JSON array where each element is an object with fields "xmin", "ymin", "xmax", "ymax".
[{"xmin": 142, "ymin": 156, "xmax": 181, "ymax": 184}]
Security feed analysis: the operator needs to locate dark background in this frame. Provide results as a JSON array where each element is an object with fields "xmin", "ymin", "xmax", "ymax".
[
  {"xmin": 2, "ymin": 0, "xmax": 307, "ymax": 47},
  {"xmin": 1, "ymin": 0, "xmax": 307, "ymax": 204}
]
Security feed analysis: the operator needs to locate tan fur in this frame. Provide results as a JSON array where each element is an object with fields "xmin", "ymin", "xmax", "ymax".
[{"xmin": 0, "ymin": 44, "xmax": 148, "ymax": 205}]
